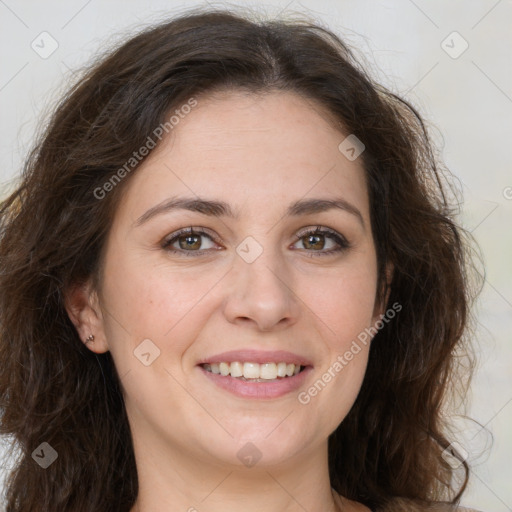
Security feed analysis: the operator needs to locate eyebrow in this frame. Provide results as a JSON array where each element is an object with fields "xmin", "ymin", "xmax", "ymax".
[{"xmin": 134, "ymin": 196, "xmax": 365, "ymax": 229}]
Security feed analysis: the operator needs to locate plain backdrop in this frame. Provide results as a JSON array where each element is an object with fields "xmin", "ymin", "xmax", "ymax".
[{"xmin": 0, "ymin": 1, "xmax": 511, "ymax": 511}]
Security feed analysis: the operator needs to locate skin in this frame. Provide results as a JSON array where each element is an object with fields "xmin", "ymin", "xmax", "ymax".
[{"xmin": 66, "ymin": 89, "xmax": 386, "ymax": 512}]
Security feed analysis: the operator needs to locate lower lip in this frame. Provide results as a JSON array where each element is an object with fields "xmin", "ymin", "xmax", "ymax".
[{"xmin": 198, "ymin": 365, "xmax": 312, "ymax": 399}]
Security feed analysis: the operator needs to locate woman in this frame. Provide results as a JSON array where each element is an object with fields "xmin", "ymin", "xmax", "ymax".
[{"xmin": 0, "ymin": 7, "xmax": 482, "ymax": 512}]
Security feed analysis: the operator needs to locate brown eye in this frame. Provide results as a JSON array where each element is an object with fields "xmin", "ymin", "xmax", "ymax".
[
  {"xmin": 177, "ymin": 234, "xmax": 202, "ymax": 250},
  {"xmin": 162, "ymin": 227, "xmax": 219, "ymax": 256},
  {"xmin": 293, "ymin": 227, "xmax": 350, "ymax": 257},
  {"xmin": 302, "ymin": 233, "xmax": 327, "ymax": 250},
  {"xmin": 162, "ymin": 226, "xmax": 349, "ymax": 258}
]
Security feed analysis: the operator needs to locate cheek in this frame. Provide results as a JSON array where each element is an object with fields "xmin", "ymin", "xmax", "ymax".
[
  {"xmin": 99, "ymin": 249, "xmax": 226, "ymax": 361},
  {"xmin": 304, "ymin": 260, "xmax": 378, "ymax": 346},
  {"xmin": 296, "ymin": 256, "xmax": 377, "ymax": 416},
  {"xmin": 98, "ymin": 253, "xmax": 217, "ymax": 419},
  {"xmin": 298, "ymin": 267, "xmax": 375, "ymax": 431}
]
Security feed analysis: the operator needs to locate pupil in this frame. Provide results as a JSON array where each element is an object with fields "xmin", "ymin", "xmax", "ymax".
[
  {"xmin": 180, "ymin": 235, "xmax": 200, "ymax": 250},
  {"xmin": 305, "ymin": 234, "xmax": 324, "ymax": 250}
]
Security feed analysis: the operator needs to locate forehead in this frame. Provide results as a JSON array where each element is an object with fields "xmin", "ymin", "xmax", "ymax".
[
  {"xmin": 116, "ymin": 90, "xmax": 369, "ymax": 224},
  {"xmin": 170, "ymin": 89, "xmax": 345, "ymax": 157}
]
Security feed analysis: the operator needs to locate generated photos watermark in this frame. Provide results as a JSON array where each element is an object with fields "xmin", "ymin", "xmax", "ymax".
[
  {"xmin": 93, "ymin": 97, "xmax": 198, "ymax": 200},
  {"xmin": 298, "ymin": 301, "xmax": 402, "ymax": 405}
]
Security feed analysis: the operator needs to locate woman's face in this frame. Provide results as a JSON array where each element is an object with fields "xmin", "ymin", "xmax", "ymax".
[{"xmin": 85, "ymin": 90, "xmax": 384, "ymax": 470}]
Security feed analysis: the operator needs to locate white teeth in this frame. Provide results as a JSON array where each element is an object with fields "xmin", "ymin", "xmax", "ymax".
[
  {"xmin": 260, "ymin": 363, "xmax": 277, "ymax": 380},
  {"xmin": 203, "ymin": 361, "xmax": 303, "ymax": 379},
  {"xmin": 243, "ymin": 362, "xmax": 260, "ymax": 379},
  {"xmin": 230, "ymin": 361, "xmax": 243, "ymax": 377},
  {"xmin": 219, "ymin": 362, "xmax": 230, "ymax": 376},
  {"xmin": 277, "ymin": 362, "xmax": 287, "ymax": 377}
]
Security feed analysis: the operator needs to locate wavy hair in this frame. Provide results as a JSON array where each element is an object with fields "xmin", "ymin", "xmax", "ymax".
[{"xmin": 0, "ymin": 7, "xmax": 481, "ymax": 511}]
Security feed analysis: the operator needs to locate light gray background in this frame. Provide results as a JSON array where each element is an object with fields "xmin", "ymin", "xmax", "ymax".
[{"xmin": 0, "ymin": 1, "xmax": 511, "ymax": 511}]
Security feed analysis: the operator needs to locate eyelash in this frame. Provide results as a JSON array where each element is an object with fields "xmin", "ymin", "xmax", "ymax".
[{"xmin": 161, "ymin": 226, "xmax": 350, "ymax": 258}]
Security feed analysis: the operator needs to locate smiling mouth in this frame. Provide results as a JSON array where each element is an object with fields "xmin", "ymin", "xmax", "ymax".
[{"xmin": 201, "ymin": 362, "xmax": 306, "ymax": 382}]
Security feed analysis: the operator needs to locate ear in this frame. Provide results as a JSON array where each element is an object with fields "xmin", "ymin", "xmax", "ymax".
[
  {"xmin": 372, "ymin": 262, "xmax": 394, "ymax": 321},
  {"xmin": 64, "ymin": 279, "xmax": 109, "ymax": 354}
]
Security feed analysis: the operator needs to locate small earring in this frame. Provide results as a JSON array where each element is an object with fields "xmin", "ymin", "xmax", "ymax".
[{"xmin": 85, "ymin": 334, "xmax": 95, "ymax": 344}]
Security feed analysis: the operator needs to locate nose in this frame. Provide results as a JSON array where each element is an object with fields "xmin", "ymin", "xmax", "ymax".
[{"xmin": 222, "ymin": 248, "xmax": 301, "ymax": 332}]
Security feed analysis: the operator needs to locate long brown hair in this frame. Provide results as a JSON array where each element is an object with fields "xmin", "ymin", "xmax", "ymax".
[{"xmin": 0, "ymin": 7, "xmax": 481, "ymax": 511}]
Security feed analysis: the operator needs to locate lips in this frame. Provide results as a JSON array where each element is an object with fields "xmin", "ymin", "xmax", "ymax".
[{"xmin": 196, "ymin": 349, "xmax": 313, "ymax": 399}]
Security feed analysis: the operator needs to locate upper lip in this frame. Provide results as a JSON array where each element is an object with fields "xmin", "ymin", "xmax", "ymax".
[{"xmin": 197, "ymin": 349, "xmax": 313, "ymax": 367}]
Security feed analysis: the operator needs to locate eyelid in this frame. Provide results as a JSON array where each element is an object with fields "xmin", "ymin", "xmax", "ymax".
[
  {"xmin": 294, "ymin": 225, "xmax": 348, "ymax": 243},
  {"xmin": 291, "ymin": 225, "xmax": 350, "ymax": 255}
]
